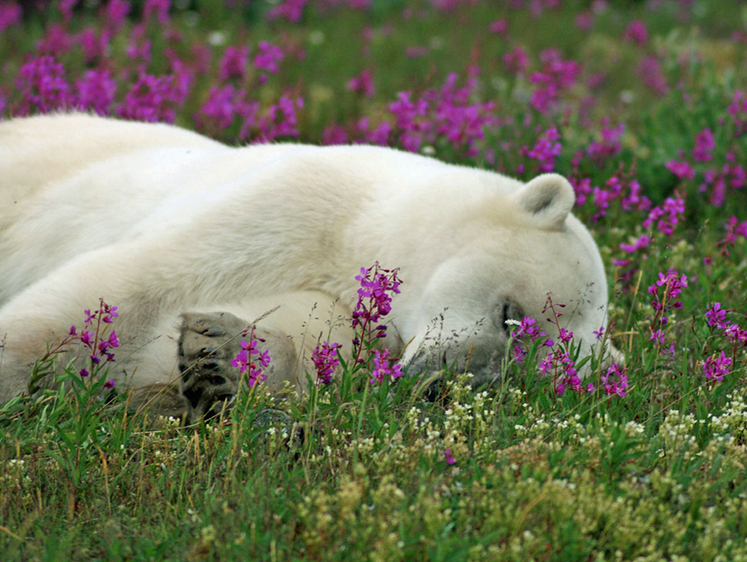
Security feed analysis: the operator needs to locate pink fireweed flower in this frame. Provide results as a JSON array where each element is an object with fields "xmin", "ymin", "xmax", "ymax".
[
  {"xmin": 521, "ymin": 128, "xmax": 562, "ymax": 173},
  {"xmin": 37, "ymin": 23, "xmax": 73, "ymax": 56},
  {"xmin": 586, "ymin": 121, "xmax": 624, "ymax": 167},
  {"xmin": 643, "ymin": 194, "xmax": 685, "ymax": 236},
  {"xmin": 267, "ymin": 0, "xmax": 309, "ymax": 22},
  {"xmin": 231, "ymin": 335, "xmax": 271, "ymax": 387},
  {"xmin": 311, "ymin": 341, "xmax": 342, "ymax": 385},
  {"xmin": 601, "ymin": 363, "xmax": 629, "ymax": 397},
  {"xmin": 67, "ymin": 299, "xmax": 120, "ymax": 378},
  {"xmin": 511, "ymin": 317, "xmax": 546, "ymax": 342},
  {"xmin": 105, "ymin": 0, "xmax": 130, "ymax": 33},
  {"xmin": 444, "ymin": 449, "xmax": 456, "ymax": 465},
  {"xmin": 369, "ymin": 348, "xmax": 403, "ymax": 385},
  {"xmin": 352, "ymin": 262, "xmax": 402, "ymax": 343},
  {"xmin": 322, "ymin": 125, "xmax": 349, "ymax": 145},
  {"xmin": 143, "ymin": 0, "xmax": 170, "ymax": 24},
  {"xmin": 74, "ymin": 69, "xmax": 117, "ymax": 115},
  {"xmin": 717, "ymin": 215, "xmax": 747, "ymax": 256},
  {"xmin": 254, "ymin": 96, "xmax": 303, "ymax": 141},
  {"xmin": 706, "ymin": 303, "xmax": 729, "ymax": 330},
  {"xmin": 638, "ymin": 56, "xmax": 668, "ymax": 96},
  {"xmin": 620, "ymin": 235, "xmax": 651, "ymax": 254},
  {"xmin": 14, "ymin": 56, "xmax": 70, "ymax": 115},
  {"xmin": 116, "ymin": 73, "xmax": 187, "ymax": 123},
  {"xmin": 692, "ymin": 128, "xmax": 715, "ymax": 162},
  {"xmin": 575, "ymin": 12, "xmax": 594, "ymax": 30},
  {"xmin": 347, "ymin": 69, "xmax": 375, "ymax": 98},
  {"xmin": 0, "ymin": 2, "xmax": 21, "ymax": 35},
  {"xmin": 728, "ymin": 90, "xmax": 747, "ymax": 136},
  {"xmin": 624, "ymin": 20, "xmax": 648, "ymax": 45},
  {"xmin": 557, "ymin": 327, "xmax": 573, "ymax": 344},
  {"xmin": 219, "ymin": 45, "xmax": 250, "ymax": 82},
  {"xmin": 488, "ymin": 19, "xmax": 508, "ymax": 34},
  {"xmin": 665, "ymin": 160, "xmax": 695, "ymax": 181},
  {"xmin": 703, "ymin": 351, "xmax": 732, "ymax": 382},
  {"xmin": 647, "ymin": 270, "xmax": 687, "ymax": 353},
  {"xmin": 503, "ymin": 46, "xmax": 529, "ymax": 75},
  {"xmin": 253, "ymin": 41, "xmax": 284, "ymax": 83}
]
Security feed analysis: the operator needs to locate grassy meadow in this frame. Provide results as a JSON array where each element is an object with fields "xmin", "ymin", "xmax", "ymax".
[{"xmin": 1, "ymin": 0, "xmax": 747, "ymax": 559}]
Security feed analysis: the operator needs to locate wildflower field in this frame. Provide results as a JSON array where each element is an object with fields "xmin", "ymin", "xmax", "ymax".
[{"xmin": 2, "ymin": 0, "xmax": 747, "ymax": 559}]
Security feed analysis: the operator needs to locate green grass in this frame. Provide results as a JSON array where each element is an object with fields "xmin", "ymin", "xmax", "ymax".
[{"xmin": 1, "ymin": 0, "xmax": 747, "ymax": 560}]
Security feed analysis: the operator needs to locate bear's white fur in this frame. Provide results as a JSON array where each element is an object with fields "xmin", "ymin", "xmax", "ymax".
[{"xmin": 0, "ymin": 113, "xmax": 613, "ymax": 407}]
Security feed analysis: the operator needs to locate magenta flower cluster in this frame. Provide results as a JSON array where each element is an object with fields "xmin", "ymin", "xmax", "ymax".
[
  {"xmin": 665, "ymin": 123, "xmax": 746, "ymax": 207},
  {"xmin": 67, "ymin": 298, "xmax": 119, "ymax": 387},
  {"xmin": 601, "ymin": 363, "xmax": 629, "ymax": 397},
  {"xmin": 312, "ymin": 262, "xmax": 404, "ymax": 386},
  {"xmin": 352, "ymin": 262, "xmax": 402, "ymax": 343},
  {"xmin": 519, "ymin": 127, "xmax": 561, "ymax": 173},
  {"xmin": 231, "ymin": 331, "xmax": 272, "ymax": 387},
  {"xmin": 311, "ymin": 341, "xmax": 342, "ymax": 385},
  {"xmin": 703, "ymin": 302, "xmax": 746, "ymax": 384},
  {"xmin": 529, "ymin": 48, "xmax": 581, "ymax": 115},
  {"xmin": 323, "ymin": 72, "xmax": 497, "ymax": 159},
  {"xmin": 647, "ymin": 270, "xmax": 687, "ymax": 355},
  {"xmin": 369, "ymin": 348, "xmax": 403, "ymax": 385}
]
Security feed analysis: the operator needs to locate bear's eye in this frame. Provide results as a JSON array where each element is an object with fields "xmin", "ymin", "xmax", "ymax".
[{"xmin": 495, "ymin": 299, "xmax": 524, "ymax": 336}]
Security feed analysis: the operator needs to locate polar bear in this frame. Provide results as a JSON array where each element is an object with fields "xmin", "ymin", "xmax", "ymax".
[{"xmin": 0, "ymin": 113, "xmax": 613, "ymax": 418}]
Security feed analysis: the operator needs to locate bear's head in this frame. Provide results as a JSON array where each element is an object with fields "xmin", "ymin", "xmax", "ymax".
[{"xmin": 390, "ymin": 172, "xmax": 613, "ymax": 387}]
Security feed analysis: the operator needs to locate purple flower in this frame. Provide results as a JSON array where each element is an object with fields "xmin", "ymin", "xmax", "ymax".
[
  {"xmin": 648, "ymin": 270, "xmax": 687, "ymax": 352},
  {"xmin": 312, "ymin": 341, "xmax": 342, "ymax": 385},
  {"xmin": 575, "ymin": 12, "xmax": 594, "ymax": 30},
  {"xmin": 352, "ymin": 262, "xmax": 402, "ymax": 343},
  {"xmin": 665, "ymin": 160, "xmax": 695, "ymax": 181},
  {"xmin": 444, "ymin": 449, "xmax": 456, "ymax": 465},
  {"xmin": 80, "ymin": 330, "xmax": 94, "ymax": 347},
  {"xmin": 503, "ymin": 46, "xmax": 529, "ymax": 75},
  {"xmin": 267, "ymin": 0, "xmax": 309, "ymax": 22},
  {"xmin": 231, "ymin": 335, "xmax": 271, "ymax": 387},
  {"xmin": 643, "ymin": 195, "xmax": 685, "ymax": 236},
  {"xmin": 253, "ymin": 41, "xmax": 284, "ymax": 83},
  {"xmin": 521, "ymin": 128, "xmax": 562, "ymax": 172},
  {"xmin": 143, "ymin": 0, "xmax": 170, "ymax": 24},
  {"xmin": 0, "ymin": 2, "xmax": 21, "ymax": 35},
  {"xmin": 692, "ymin": 128, "xmax": 715, "ymax": 162},
  {"xmin": 488, "ymin": 19, "xmax": 508, "ymax": 34},
  {"xmin": 620, "ymin": 235, "xmax": 651, "ymax": 254},
  {"xmin": 638, "ymin": 56, "xmax": 668, "ymax": 96},
  {"xmin": 116, "ymin": 73, "xmax": 187, "ymax": 123},
  {"xmin": 14, "ymin": 56, "xmax": 70, "ymax": 115},
  {"xmin": 219, "ymin": 46, "xmax": 250, "ymax": 82},
  {"xmin": 624, "ymin": 20, "xmax": 648, "ymax": 45},
  {"xmin": 704, "ymin": 351, "xmax": 731, "ymax": 382},
  {"xmin": 369, "ymin": 348, "xmax": 403, "ymax": 385},
  {"xmin": 74, "ymin": 69, "xmax": 117, "ymax": 115},
  {"xmin": 706, "ymin": 303, "xmax": 728, "ymax": 330},
  {"xmin": 105, "ymin": 0, "xmax": 130, "ymax": 33},
  {"xmin": 717, "ymin": 216, "xmax": 747, "ymax": 255},
  {"xmin": 347, "ymin": 69, "xmax": 375, "ymax": 98},
  {"xmin": 558, "ymin": 327, "xmax": 573, "ymax": 344},
  {"xmin": 511, "ymin": 317, "xmax": 546, "ymax": 342},
  {"xmin": 601, "ymin": 363, "xmax": 629, "ymax": 397}
]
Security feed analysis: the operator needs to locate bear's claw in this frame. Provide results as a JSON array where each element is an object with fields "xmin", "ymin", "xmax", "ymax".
[{"xmin": 178, "ymin": 311, "xmax": 249, "ymax": 419}]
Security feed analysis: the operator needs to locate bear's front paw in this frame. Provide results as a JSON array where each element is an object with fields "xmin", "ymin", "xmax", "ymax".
[{"xmin": 178, "ymin": 311, "xmax": 250, "ymax": 420}]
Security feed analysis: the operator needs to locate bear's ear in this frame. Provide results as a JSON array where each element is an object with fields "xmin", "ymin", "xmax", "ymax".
[{"xmin": 514, "ymin": 173, "xmax": 575, "ymax": 230}]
